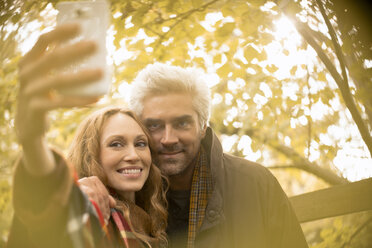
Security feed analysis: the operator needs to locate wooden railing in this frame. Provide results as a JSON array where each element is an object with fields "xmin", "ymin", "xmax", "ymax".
[{"xmin": 289, "ymin": 178, "xmax": 372, "ymax": 223}]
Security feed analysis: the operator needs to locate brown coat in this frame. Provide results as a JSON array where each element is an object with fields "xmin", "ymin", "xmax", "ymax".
[{"xmin": 193, "ymin": 128, "xmax": 308, "ymax": 248}]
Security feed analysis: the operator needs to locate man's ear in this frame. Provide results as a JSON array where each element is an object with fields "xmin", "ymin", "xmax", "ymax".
[{"xmin": 201, "ymin": 124, "xmax": 207, "ymax": 138}]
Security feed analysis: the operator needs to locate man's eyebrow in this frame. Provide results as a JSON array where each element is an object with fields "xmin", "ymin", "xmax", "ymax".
[
  {"xmin": 173, "ymin": 115, "xmax": 194, "ymax": 122},
  {"xmin": 143, "ymin": 118, "xmax": 162, "ymax": 124},
  {"xmin": 143, "ymin": 115, "xmax": 194, "ymax": 124}
]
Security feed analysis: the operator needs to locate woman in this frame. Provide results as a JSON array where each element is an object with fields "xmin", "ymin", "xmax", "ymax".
[
  {"xmin": 7, "ymin": 24, "xmax": 167, "ymax": 248},
  {"xmin": 68, "ymin": 107, "xmax": 168, "ymax": 247}
]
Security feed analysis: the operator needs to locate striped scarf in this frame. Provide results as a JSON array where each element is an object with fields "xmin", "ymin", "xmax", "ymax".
[{"xmin": 187, "ymin": 147, "xmax": 214, "ymax": 248}]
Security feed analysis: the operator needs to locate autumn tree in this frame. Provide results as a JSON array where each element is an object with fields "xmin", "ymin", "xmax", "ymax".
[{"xmin": 0, "ymin": 0, "xmax": 371, "ymax": 246}]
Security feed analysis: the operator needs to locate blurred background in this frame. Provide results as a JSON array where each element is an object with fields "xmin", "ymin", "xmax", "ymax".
[{"xmin": 0, "ymin": 0, "xmax": 371, "ymax": 247}]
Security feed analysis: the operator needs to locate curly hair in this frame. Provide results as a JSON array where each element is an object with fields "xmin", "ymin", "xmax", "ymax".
[{"xmin": 67, "ymin": 106, "xmax": 168, "ymax": 246}]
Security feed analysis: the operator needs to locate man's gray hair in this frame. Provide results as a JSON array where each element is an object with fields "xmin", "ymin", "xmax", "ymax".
[{"xmin": 129, "ymin": 63, "xmax": 211, "ymax": 128}]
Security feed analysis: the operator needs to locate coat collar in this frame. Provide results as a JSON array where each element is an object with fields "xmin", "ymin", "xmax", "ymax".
[{"xmin": 199, "ymin": 127, "xmax": 225, "ymax": 232}]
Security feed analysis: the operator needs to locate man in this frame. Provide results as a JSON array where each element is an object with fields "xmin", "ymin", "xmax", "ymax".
[{"xmin": 83, "ymin": 63, "xmax": 308, "ymax": 248}]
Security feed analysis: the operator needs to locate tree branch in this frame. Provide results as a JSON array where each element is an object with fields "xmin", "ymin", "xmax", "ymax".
[
  {"xmin": 316, "ymin": 0, "xmax": 348, "ymax": 86},
  {"xmin": 280, "ymin": 5, "xmax": 372, "ymax": 157},
  {"xmin": 264, "ymin": 138, "xmax": 349, "ymax": 185},
  {"xmin": 149, "ymin": 0, "xmax": 220, "ymax": 50},
  {"xmin": 267, "ymin": 165, "xmax": 297, "ymax": 170}
]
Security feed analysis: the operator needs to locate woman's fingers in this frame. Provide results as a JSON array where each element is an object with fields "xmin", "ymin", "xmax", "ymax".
[
  {"xmin": 22, "ymin": 69, "xmax": 103, "ymax": 97},
  {"xmin": 19, "ymin": 23, "xmax": 81, "ymax": 69},
  {"xmin": 78, "ymin": 176, "xmax": 113, "ymax": 223},
  {"xmin": 28, "ymin": 94, "xmax": 100, "ymax": 114},
  {"xmin": 20, "ymin": 40, "xmax": 97, "ymax": 84}
]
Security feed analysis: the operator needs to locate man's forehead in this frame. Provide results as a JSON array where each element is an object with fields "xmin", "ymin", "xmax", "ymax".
[{"xmin": 141, "ymin": 93, "xmax": 197, "ymax": 117}]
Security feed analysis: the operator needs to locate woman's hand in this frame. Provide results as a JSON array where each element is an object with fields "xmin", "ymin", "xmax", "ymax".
[
  {"xmin": 16, "ymin": 23, "xmax": 103, "ymax": 175},
  {"xmin": 79, "ymin": 176, "xmax": 117, "ymax": 224}
]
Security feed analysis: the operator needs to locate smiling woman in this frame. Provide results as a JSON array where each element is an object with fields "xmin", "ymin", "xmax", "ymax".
[
  {"xmin": 6, "ymin": 9, "xmax": 170, "ymax": 245},
  {"xmin": 67, "ymin": 107, "xmax": 168, "ymax": 246},
  {"xmin": 8, "ymin": 107, "xmax": 167, "ymax": 247}
]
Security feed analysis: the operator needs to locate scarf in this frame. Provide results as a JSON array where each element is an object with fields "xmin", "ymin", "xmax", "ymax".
[
  {"xmin": 111, "ymin": 208, "xmax": 147, "ymax": 248},
  {"xmin": 187, "ymin": 147, "xmax": 214, "ymax": 248}
]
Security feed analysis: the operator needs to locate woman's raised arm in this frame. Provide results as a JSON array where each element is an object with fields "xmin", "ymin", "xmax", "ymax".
[{"xmin": 15, "ymin": 23, "xmax": 102, "ymax": 176}]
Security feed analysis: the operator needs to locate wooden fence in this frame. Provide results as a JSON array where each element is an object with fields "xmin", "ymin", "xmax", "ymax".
[{"xmin": 289, "ymin": 178, "xmax": 372, "ymax": 223}]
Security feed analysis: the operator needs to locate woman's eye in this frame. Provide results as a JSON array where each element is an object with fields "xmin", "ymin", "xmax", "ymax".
[
  {"xmin": 109, "ymin": 141, "xmax": 122, "ymax": 147},
  {"xmin": 136, "ymin": 140, "xmax": 148, "ymax": 148}
]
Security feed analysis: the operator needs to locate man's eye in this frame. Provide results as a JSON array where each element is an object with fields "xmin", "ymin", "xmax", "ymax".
[
  {"xmin": 147, "ymin": 123, "xmax": 160, "ymax": 131},
  {"xmin": 178, "ymin": 121, "xmax": 190, "ymax": 128}
]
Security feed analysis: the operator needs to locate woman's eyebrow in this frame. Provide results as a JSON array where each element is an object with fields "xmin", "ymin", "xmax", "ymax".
[
  {"xmin": 135, "ymin": 134, "xmax": 148, "ymax": 140},
  {"xmin": 102, "ymin": 134, "xmax": 124, "ymax": 143}
]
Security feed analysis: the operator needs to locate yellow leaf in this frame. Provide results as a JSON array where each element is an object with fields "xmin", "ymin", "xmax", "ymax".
[
  {"xmin": 250, "ymin": 0, "xmax": 266, "ymax": 7},
  {"xmin": 217, "ymin": 63, "xmax": 232, "ymax": 78},
  {"xmin": 213, "ymin": 54, "xmax": 222, "ymax": 64},
  {"xmin": 318, "ymin": 72, "xmax": 326, "ymax": 82},
  {"xmin": 257, "ymin": 50, "xmax": 267, "ymax": 61},
  {"xmin": 216, "ymin": 22, "xmax": 235, "ymax": 37},
  {"xmin": 244, "ymin": 45, "xmax": 259, "ymax": 62},
  {"xmin": 266, "ymin": 64, "xmax": 278, "ymax": 74},
  {"xmin": 192, "ymin": 0, "xmax": 203, "ymax": 8},
  {"xmin": 221, "ymin": 5, "xmax": 234, "ymax": 17},
  {"xmin": 290, "ymin": 66, "xmax": 297, "ymax": 76}
]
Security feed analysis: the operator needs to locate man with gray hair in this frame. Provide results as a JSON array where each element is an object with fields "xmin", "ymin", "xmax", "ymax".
[{"xmin": 125, "ymin": 62, "xmax": 308, "ymax": 248}]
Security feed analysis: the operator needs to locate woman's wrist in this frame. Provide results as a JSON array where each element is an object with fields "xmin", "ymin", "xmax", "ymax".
[{"xmin": 22, "ymin": 136, "xmax": 57, "ymax": 176}]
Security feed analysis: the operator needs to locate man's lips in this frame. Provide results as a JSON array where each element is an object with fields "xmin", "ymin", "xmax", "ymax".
[
  {"xmin": 159, "ymin": 150, "xmax": 183, "ymax": 158},
  {"xmin": 159, "ymin": 151, "xmax": 182, "ymax": 155}
]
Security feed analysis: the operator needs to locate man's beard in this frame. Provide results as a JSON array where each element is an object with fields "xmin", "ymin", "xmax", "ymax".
[{"xmin": 157, "ymin": 155, "xmax": 190, "ymax": 176}]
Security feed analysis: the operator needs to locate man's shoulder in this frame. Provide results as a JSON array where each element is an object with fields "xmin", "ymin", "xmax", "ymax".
[
  {"xmin": 223, "ymin": 153, "xmax": 270, "ymax": 175},
  {"xmin": 220, "ymin": 152, "xmax": 279, "ymax": 188}
]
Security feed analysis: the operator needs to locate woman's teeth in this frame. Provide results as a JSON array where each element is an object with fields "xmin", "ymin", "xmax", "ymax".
[{"xmin": 118, "ymin": 169, "xmax": 141, "ymax": 174}]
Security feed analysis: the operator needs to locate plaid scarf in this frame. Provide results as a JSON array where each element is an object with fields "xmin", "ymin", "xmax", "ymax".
[
  {"xmin": 187, "ymin": 147, "xmax": 214, "ymax": 248},
  {"xmin": 111, "ymin": 208, "xmax": 147, "ymax": 248}
]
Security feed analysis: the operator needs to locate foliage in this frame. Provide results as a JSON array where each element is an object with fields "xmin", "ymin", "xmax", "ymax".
[
  {"xmin": 0, "ymin": 0, "xmax": 371, "ymax": 246},
  {"xmin": 304, "ymin": 212, "xmax": 372, "ymax": 248}
]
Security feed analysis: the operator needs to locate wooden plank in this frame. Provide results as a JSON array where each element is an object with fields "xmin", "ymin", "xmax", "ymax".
[{"xmin": 289, "ymin": 178, "xmax": 372, "ymax": 223}]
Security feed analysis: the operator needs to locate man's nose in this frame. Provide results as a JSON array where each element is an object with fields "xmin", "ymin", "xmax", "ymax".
[
  {"xmin": 123, "ymin": 145, "xmax": 140, "ymax": 163},
  {"xmin": 161, "ymin": 125, "xmax": 178, "ymax": 146}
]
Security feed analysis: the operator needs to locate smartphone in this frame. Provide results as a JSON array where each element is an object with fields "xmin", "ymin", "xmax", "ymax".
[{"xmin": 56, "ymin": 0, "xmax": 111, "ymax": 96}]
